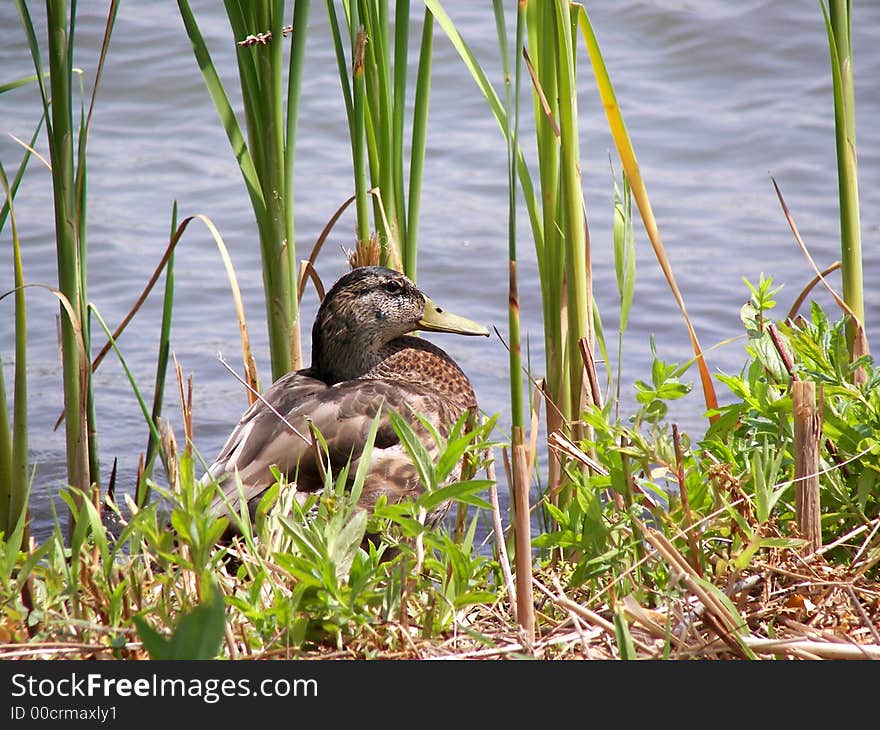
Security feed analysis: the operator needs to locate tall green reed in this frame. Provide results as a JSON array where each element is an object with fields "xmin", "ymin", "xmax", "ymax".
[
  {"xmin": 430, "ymin": 1, "xmax": 718, "ymax": 530},
  {"xmin": 15, "ymin": 0, "xmax": 121, "ymax": 532},
  {"xmin": 821, "ymin": 1, "xmax": 864, "ymax": 361},
  {"xmin": 523, "ymin": 2, "xmax": 594, "ymax": 508},
  {"xmin": 0, "ymin": 81, "xmax": 43, "ymax": 542},
  {"xmin": 429, "ymin": 0, "xmax": 596, "ymax": 508},
  {"xmin": 326, "ymin": 0, "xmax": 434, "ymax": 279},
  {"xmin": 0, "ymin": 164, "xmax": 29, "ymax": 546},
  {"xmin": 178, "ymin": 0, "xmax": 309, "ymax": 380},
  {"xmin": 490, "ymin": 0, "xmax": 534, "ymax": 643}
]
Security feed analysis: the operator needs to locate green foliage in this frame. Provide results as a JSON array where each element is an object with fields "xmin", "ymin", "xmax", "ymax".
[
  {"xmin": 0, "ymin": 406, "xmax": 500, "ymax": 655},
  {"xmin": 705, "ymin": 281, "xmax": 879, "ymax": 564},
  {"xmin": 134, "ymin": 580, "xmax": 226, "ymax": 660},
  {"xmin": 633, "ymin": 337, "xmax": 693, "ymax": 425},
  {"xmin": 527, "ymin": 278, "xmax": 879, "ymax": 625}
]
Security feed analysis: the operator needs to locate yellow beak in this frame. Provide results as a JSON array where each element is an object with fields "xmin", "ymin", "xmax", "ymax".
[{"xmin": 418, "ymin": 297, "xmax": 490, "ymax": 337}]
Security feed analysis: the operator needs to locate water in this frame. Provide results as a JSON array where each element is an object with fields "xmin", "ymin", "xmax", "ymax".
[{"xmin": 1, "ymin": 1, "xmax": 878, "ymax": 543}]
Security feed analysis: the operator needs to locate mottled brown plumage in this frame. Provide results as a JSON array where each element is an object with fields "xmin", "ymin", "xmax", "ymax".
[{"xmin": 202, "ymin": 266, "xmax": 488, "ymax": 532}]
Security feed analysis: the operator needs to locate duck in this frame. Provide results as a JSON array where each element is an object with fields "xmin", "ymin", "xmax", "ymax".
[{"xmin": 201, "ymin": 265, "xmax": 489, "ymax": 534}]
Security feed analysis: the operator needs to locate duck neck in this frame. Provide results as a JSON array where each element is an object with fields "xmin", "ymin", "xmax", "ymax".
[{"xmin": 310, "ymin": 316, "xmax": 386, "ymax": 384}]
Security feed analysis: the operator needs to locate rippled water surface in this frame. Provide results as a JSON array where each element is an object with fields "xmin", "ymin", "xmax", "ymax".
[{"xmin": 1, "ymin": 2, "xmax": 878, "ymax": 541}]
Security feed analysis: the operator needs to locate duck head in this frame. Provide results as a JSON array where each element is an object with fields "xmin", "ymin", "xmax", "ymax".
[{"xmin": 310, "ymin": 266, "xmax": 488, "ymax": 384}]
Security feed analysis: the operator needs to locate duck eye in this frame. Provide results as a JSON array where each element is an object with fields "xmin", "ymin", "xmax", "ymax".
[{"xmin": 383, "ymin": 280, "xmax": 402, "ymax": 294}]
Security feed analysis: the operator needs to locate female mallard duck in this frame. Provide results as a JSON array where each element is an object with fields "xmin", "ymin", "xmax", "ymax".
[{"xmin": 202, "ymin": 265, "xmax": 489, "ymax": 533}]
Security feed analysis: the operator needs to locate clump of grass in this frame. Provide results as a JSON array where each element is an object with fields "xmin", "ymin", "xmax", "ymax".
[
  {"xmin": 0, "ymin": 397, "xmax": 503, "ymax": 658},
  {"xmin": 4, "ymin": 293, "xmax": 879, "ymax": 661}
]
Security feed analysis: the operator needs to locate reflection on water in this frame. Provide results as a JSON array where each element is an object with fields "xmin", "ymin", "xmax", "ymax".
[{"xmin": 0, "ymin": 2, "xmax": 878, "ymax": 541}]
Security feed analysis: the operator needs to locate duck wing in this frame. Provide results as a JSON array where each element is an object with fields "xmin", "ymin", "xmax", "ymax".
[{"xmin": 202, "ymin": 370, "xmax": 472, "ymax": 525}]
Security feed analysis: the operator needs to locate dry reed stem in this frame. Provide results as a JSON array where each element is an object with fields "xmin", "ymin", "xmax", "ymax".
[
  {"xmin": 532, "ymin": 577, "xmax": 659, "ymax": 657},
  {"xmin": 486, "ymin": 458, "xmax": 516, "ymax": 623},
  {"xmin": 793, "ymin": 380, "xmax": 822, "ymax": 553},
  {"xmin": 641, "ymin": 526, "xmax": 750, "ymax": 657},
  {"xmin": 511, "ymin": 429, "xmax": 534, "ymax": 649}
]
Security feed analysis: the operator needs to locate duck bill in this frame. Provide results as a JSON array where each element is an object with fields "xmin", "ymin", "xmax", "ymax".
[{"xmin": 418, "ymin": 297, "xmax": 489, "ymax": 337}]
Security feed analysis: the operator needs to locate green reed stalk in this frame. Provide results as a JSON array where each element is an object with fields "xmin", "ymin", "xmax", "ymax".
[
  {"xmin": 362, "ymin": 2, "xmax": 395, "ymax": 235},
  {"xmin": 522, "ymin": 1, "xmax": 594, "ymax": 506},
  {"xmin": 493, "ymin": 1, "xmax": 523, "ymax": 433},
  {"xmin": 327, "ymin": 1, "xmax": 433, "ymax": 277},
  {"xmin": 326, "ymin": 1, "xmax": 371, "ymax": 247},
  {"xmin": 526, "ymin": 3, "xmax": 562, "ymax": 401},
  {"xmin": 406, "ymin": 9, "xmax": 433, "ymax": 278},
  {"xmin": 16, "ymin": 1, "xmax": 91, "ymax": 513},
  {"xmin": 15, "ymin": 1, "xmax": 121, "ymax": 532},
  {"xmin": 179, "ymin": 0, "xmax": 305, "ymax": 379},
  {"xmin": 494, "ymin": 0, "xmax": 534, "ymax": 645},
  {"xmin": 46, "ymin": 0, "xmax": 89, "ymax": 502},
  {"xmin": 429, "ymin": 0, "xmax": 593, "ymax": 508},
  {"xmin": 822, "ymin": 0, "xmax": 863, "ymax": 356},
  {"xmin": 554, "ymin": 3, "xmax": 592, "ymax": 421},
  {"xmin": 0, "ymin": 164, "xmax": 29, "ymax": 544}
]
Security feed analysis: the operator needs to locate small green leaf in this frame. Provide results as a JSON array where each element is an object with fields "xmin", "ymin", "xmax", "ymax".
[{"xmin": 613, "ymin": 607, "xmax": 636, "ymax": 660}]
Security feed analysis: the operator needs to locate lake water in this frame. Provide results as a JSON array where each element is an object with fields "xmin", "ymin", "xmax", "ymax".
[{"xmin": 1, "ymin": 1, "xmax": 878, "ymax": 543}]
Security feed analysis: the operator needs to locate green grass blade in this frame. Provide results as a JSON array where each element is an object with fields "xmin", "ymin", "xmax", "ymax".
[
  {"xmin": 393, "ymin": 0, "xmax": 411, "ymax": 269},
  {"xmin": 0, "ymin": 116, "xmax": 44, "ymax": 234},
  {"xmin": 347, "ymin": 406, "xmax": 382, "ymax": 507},
  {"xmin": 89, "ymin": 306, "xmax": 162, "ymax": 451},
  {"xmin": 613, "ymin": 607, "xmax": 637, "ymax": 659},
  {"xmin": 418, "ymin": 480, "xmax": 494, "ymax": 513},
  {"xmin": 285, "ymin": 0, "xmax": 311, "ymax": 333},
  {"xmin": 141, "ymin": 203, "xmax": 179, "ymax": 504},
  {"xmin": 388, "ymin": 410, "xmax": 435, "ymax": 492},
  {"xmin": 325, "ymin": 0, "xmax": 354, "ymax": 120},
  {"xmin": 426, "ymin": 0, "xmax": 543, "ymax": 255},
  {"xmin": 12, "ymin": 2, "xmax": 52, "ymax": 137},
  {"xmin": 0, "ymin": 162, "xmax": 28, "ymax": 538},
  {"xmin": 0, "ymin": 358, "xmax": 10, "ymax": 535},
  {"xmin": 0, "ymin": 72, "xmax": 51, "ymax": 95},
  {"xmin": 177, "ymin": 0, "xmax": 266, "ymax": 221},
  {"xmin": 405, "ymin": 8, "xmax": 433, "ymax": 279}
]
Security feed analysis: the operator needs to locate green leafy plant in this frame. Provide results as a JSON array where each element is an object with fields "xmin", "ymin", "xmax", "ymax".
[{"xmin": 133, "ymin": 580, "xmax": 226, "ymax": 661}]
